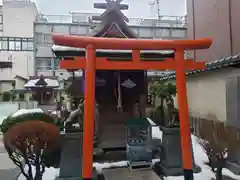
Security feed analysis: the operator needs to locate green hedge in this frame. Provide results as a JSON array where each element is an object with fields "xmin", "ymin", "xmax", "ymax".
[{"xmin": 0, "ymin": 112, "xmax": 58, "ymax": 134}]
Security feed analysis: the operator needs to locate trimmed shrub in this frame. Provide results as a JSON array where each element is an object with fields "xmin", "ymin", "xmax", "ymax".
[
  {"xmin": 3, "ymin": 120, "xmax": 60, "ymax": 180},
  {"xmin": 2, "ymin": 91, "xmax": 11, "ymax": 101},
  {"xmin": 0, "ymin": 112, "xmax": 58, "ymax": 134}
]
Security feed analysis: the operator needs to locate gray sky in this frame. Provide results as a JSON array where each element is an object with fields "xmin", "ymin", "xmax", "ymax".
[{"xmin": 35, "ymin": 0, "xmax": 186, "ymax": 18}]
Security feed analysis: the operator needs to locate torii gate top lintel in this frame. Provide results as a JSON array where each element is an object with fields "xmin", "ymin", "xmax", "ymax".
[
  {"xmin": 53, "ymin": 33, "xmax": 212, "ymax": 71},
  {"xmin": 52, "ymin": 33, "xmax": 212, "ymax": 180},
  {"xmin": 52, "ymin": 33, "xmax": 212, "ymax": 50}
]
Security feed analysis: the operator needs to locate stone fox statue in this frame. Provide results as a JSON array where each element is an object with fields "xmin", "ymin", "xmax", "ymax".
[
  {"xmin": 65, "ymin": 103, "xmax": 84, "ymax": 125},
  {"xmin": 65, "ymin": 100, "xmax": 99, "ymax": 134}
]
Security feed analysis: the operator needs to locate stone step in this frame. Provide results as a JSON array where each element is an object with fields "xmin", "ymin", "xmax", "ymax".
[{"xmin": 103, "ymin": 168, "xmax": 160, "ymax": 180}]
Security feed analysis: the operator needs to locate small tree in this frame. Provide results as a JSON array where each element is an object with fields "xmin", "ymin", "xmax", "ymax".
[
  {"xmin": 3, "ymin": 120, "xmax": 60, "ymax": 180},
  {"xmin": 149, "ymin": 81, "xmax": 177, "ymax": 126},
  {"xmin": 2, "ymin": 91, "xmax": 11, "ymax": 101}
]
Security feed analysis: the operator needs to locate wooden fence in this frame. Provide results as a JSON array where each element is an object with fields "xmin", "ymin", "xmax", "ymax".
[
  {"xmin": 190, "ymin": 117, "xmax": 240, "ymax": 163},
  {"xmin": 190, "ymin": 117, "xmax": 240, "ymax": 141}
]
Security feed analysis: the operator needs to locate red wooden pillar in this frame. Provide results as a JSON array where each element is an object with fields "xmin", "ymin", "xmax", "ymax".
[
  {"xmin": 175, "ymin": 48, "xmax": 193, "ymax": 180},
  {"xmin": 82, "ymin": 44, "xmax": 96, "ymax": 179}
]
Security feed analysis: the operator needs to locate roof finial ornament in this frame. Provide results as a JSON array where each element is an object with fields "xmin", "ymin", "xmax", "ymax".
[{"xmin": 92, "ymin": 0, "xmax": 129, "ymax": 22}]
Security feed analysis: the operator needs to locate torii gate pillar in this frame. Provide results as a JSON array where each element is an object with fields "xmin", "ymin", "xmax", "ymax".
[
  {"xmin": 175, "ymin": 49, "xmax": 193, "ymax": 179},
  {"xmin": 82, "ymin": 45, "xmax": 96, "ymax": 179}
]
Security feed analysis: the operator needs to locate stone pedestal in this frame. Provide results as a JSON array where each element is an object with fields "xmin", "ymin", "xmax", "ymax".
[
  {"xmin": 56, "ymin": 132, "xmax": 97, "ymax": 180},
  {"xmin": 56, "ymin": 132, "xmax": 83, "ymax": 180},
  {"xmin": 155, "ymin": 126, "xmax": 201, "ymax": 176}
]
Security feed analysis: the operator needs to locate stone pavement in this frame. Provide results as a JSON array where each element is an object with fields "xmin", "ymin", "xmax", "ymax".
[{"xmin": 0, "ymin": 134, "xmax": 21, "ymax": 180}]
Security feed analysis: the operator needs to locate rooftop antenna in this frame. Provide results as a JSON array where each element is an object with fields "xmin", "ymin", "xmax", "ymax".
[{"xmin": 149, "ymin": 0, "xmax": 161, "ymax": 20}]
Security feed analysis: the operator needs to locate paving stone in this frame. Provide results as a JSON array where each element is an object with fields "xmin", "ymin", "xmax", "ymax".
[
  {"xmin": 0, "ymin": 154, "xmax": 21, "ymax": 180},
  {"xmin": 103, "ymin": 168, "xmax": 160, "ymax": 180}
]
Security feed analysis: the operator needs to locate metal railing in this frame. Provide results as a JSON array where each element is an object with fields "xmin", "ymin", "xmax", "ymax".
[
  {"xmin": 3, "ymin": 0, "xmax": 34, "ymax": 2},
  {"xmin": 35, "ymin": 13, "xmax": 187, "ymax": 28},
  {"xmin": 36, "ymin": 66, "xmax": 52, "ymax": 71}
]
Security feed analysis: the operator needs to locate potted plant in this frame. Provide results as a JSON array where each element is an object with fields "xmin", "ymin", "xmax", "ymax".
[
  {"xmin": 149, "ymin": 81, "xmax": 178, "ymax": 127},
  {"xmin": 150, "ymin": 81, "xmax": 199, "ymax": 176}
]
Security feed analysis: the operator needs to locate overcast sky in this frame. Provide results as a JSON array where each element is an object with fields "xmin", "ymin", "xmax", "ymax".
[{"xmin": 35, "ymin": 0, "xmax": 186, "ymax": 18}]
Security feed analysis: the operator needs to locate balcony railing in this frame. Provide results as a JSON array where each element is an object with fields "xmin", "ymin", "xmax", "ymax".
[
  {"xmin": 36, "ymin": 66, "xmax": 52, "ymax": 71},
  {"xmin": 35, "ymin": 13, "xmax": 187, "ymax": 28}
]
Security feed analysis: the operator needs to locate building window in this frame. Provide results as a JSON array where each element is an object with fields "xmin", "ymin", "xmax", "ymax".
[
  {"xmin": 35, "ymin": 33, "xmax": 52, "ymax": 45},
  {"xmin": 1, "ymin": 38, "xmax": 8, "ymax": 50},
  {"xmin": 35, "ymin": 33, "xmax": 44, "ymax": 44},
  {"xmin": 9, "ymin": 39, "xmax": 15, "ymax": 50},
  {"xmin": 0, "ymin": 15, "xmax": 3, "ymax": 32},
  {"xmin": 0, "ymin": 37, "xmax": 34, "ymax": 51},
  {"xmin": 15, "ymin": 39, "xmax": 21, "ymax": 51},
  {"xmin": 22, "ymin": 38, "xmax": 33, "ymax": 51},
  {"xmin": 171, "ymin": 29, "xmax": 187, "ymax": 38},
  {"xmin": 0, "ymin": 15, "xmax": 3, "ymax": 24},
  {"xmin": 43, "ymin": 34, "xmax": 52, "ymax": 44},
  {"xmin": 36, "ymin": 58, "xmax": 52, "ymax": 70}
]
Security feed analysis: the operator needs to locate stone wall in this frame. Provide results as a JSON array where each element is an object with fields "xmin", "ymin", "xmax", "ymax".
[{"xmin": 165, "ymin": 68, "xmax": 240, "ymax": 123}]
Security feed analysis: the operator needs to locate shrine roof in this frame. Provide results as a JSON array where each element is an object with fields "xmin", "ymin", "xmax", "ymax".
[
  {"xmin": 93, "ymin": 21, "xmax": 136, "ymax": 38},
  {"xmin": 91, "ymin": 0, "xmax": 136, "ymax": 38},
  {"xmin": 52, "ymin": 44, "xmax": 173, "ymax": 54},
  {"xmin": 161, "ymin": 54, "xmax": 240, "ymax": 81},
  {"xmin": 24, "ymin": 76, "xmax": 59, "ymax": 88}
]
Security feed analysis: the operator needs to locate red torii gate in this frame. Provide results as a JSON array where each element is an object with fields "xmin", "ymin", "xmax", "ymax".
[{"xmin": 52, "ymin": 33, "xmax": 212, "ymax": 180}]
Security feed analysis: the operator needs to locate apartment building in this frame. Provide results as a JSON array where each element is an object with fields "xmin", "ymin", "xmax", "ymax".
[
  {"xmin": 187, "ymin": 0, "xmax": 240, "ymax": 61},
  {"xmin": 0, "ymin": 0, "xmax": 38, "ymax": 91}
]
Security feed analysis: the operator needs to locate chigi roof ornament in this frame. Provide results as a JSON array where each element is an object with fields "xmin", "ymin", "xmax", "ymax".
[{"xmin": 92, "ymin": 0, "xmax": 129, "ymax": 22}]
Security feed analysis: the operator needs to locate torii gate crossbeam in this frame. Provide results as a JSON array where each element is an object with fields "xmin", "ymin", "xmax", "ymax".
[{"xmin": 53, "ymin": 33, "xmax": 212, "ymax": 180}]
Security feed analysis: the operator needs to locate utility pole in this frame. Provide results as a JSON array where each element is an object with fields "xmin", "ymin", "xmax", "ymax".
[
  {"xmin": 156, "ymin": 0, "xmax": 160, "ymax": 20},
  {"xmin": 149, "ymin": 0, "xmax": 161, "ymax": 20}
]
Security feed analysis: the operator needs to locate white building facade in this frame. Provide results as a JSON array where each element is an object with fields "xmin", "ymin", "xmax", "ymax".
[{"xmin": 0, "ymin": 0, "xmax": 38, "ymax": 92}]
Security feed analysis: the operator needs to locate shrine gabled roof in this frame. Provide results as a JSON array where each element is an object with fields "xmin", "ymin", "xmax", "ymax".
[
  {"xmin": 91, "ymin": 0, "xmax": 136, "ymax": 38},
  {"xmin": 93, "ymin": 22, "xmax": 136, "ymax": 38},
  {"xmin": 160, "ymin": 54, "xmax": 240, "ymax": 81},
  {"xmin": 24, "ymin": 76, "xmax": 59, "ymax": 88}
]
